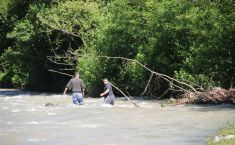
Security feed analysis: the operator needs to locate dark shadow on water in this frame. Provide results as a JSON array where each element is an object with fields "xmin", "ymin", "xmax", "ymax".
[
  {"xmin": 0, "ymin": 89, "xmax": 63, "ymax": 97},
  {"xmin": 184, "ymin": 104, "xmax": 235, "ymax": 112},
  {"xmin": 0, "ymin": 89, "xmax": 22, "ymax": 96}
]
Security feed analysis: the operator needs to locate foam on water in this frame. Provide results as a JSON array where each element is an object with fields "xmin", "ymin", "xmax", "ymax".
[
  {"xmin": 4, "ymin": 95, "xmax": 23, "ymax": 99},
  {"xmin": 24, "ymin": 120, "xmax": 69, "ymax": 125},
  {"xmin": 0, "ymin": 132, "xmax": 7, "ymax": 137},
  {"xmin": 27, "ymin": 138, "xmax": 39, "ymax": 142},
  {"xmin": 3, "ymin": 98, "xmax": 10, "ymax": 101},
  {"xmin": 85, "ymin": 98, "xmax": 100, "ymax": 103},
  {"xmin": 101, "ymin": 104, "xmax": 114, "ymax": 107},
  {"xmin": 27, "ymin": 138, "xmax": 47, "ymax": 142},
  {"xmin": 2, "ymin": 107, "xmax": 9, "ymax": 110},
  {"xmin": 25, "ymin": 107, "xmax": 42, "ymax": 112},
  {"xmin": 47, "ymin": 113, "xmax": 56, "ymax": 116},
  {"xmin": 10, "ymin": 102, "xmax": 19, "ymax": 106},
  {"xmin": 117, "ymin": 104, "xmax": 134, "ymax": 108},
  {"xmin": 25, "ymin": 121, "xmax": 52, "ymax": 125},
  {"xmin": 81, "ymin": 124, "xmax": 102, "ymax": 128},
  {"xmin": 52, "ymin": 94, "xmax": 67, "ymax": 98},
  {"xmin": 48, "ymin": 106, "xmax": 63, "ymax": 111},
  {"xmin": 6, "ymin": 122, "xmax": 14, "ymax": 125},
  {"xmin": 11, "ymin": 109, "xmax": 20, "ymax": 113},
  {"xmin": 137, "ymin": 102, "xmax": 156, "ymax": 108}
]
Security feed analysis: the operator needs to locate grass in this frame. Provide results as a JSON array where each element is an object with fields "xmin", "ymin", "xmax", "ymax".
[{"xmin": 208, "ymin": 124, "xmax": 235, "ymax": 145}]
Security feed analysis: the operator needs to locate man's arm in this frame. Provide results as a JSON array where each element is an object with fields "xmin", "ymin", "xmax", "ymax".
[
  {"xmin": 63, "ymin": 87, "xmax": 68, "ymax": 95},
  {"xmin": 100, "ymin": 89, "xmax": 110, "ymax": 97},
  {"xmin": 64, "ymin": 80, "xmax": 72, "ymax": 95},
  {"xmin": 82, "ymin": 88, "xmax": 85, "ymax": 96},
  {"xmin": 81, "ymin": 80, "xmax": 85, "ymax": 96}
]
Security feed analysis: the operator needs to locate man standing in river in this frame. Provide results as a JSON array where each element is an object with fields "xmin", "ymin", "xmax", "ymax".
[
  {"xmin": 100, "ymin": 78, "xmax": 115, "ymax": 105},
  {"xmin": 63, "ymin": 73, "xmax": 85, "ymax": 105}
]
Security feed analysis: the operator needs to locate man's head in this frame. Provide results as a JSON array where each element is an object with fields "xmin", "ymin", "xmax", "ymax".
[
  {"xmin": 102, "ymin": 78, "xmax": 109, "ymax": 84},
  {"xmin": 75, "ymin": 73, "xmax": 80, "ymax": 78}
]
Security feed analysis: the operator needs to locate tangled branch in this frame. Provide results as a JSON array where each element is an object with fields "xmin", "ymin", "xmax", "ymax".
[{"xmin": 96, "ymin": 56, "xmax": 197, "ymax": 92}]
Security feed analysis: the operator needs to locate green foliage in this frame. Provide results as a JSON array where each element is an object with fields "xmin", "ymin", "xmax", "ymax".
[
  {"xmin": 0, "ymin": 72, "xmax": 4, "ymax": 80},
  {"xmin": 119, "ymin": 62, "xmax": 146, "ymax": 93},
  {"xmin": 82, "ymin": 0, "xmax": 235, "ymax": 95},
  {"xmin": 7, "ymin": 19, "xmax": 34, "ymax": 41},
  {"xmin": 85, "ymin": 0, "xmax": 195, "ymax": 94},
  {"xmin": 175, "ymin": 70, "xmax": 217, "ymax": 90},
  {"xmin": 0, "ymin": 7, "xmax": 12, "ymax": 54},
  {"xmin": 173, "ymin": 0, "xmax": 235, "ymax": 90},
  {"xmin": 0, "ymin": 71, "xmax": 13, "ymax": 88},
  {"xmin": 77, "ymin": 51, "xmax": 104, "ymax": 87},
  {"xmin": 0, "ymin": 0, "xmax": 234, "ymax": 96},
  {"xmin": 0, "ymin": 1, "xmax": 66, "ymax": 91},
  {"xmin": 37, "ymin": 0, "xmax": 100, "ymax": 46},
  {"xmin": 1, "ymin": 47, "xmax": 28, "ymax": 87},
  {"xmin": 0, "ymin": 0, "xmax": 9, "ymax": 9}
]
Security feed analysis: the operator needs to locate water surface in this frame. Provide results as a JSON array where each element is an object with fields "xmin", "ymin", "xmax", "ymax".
[{"xmin": 0, "ymin": 90, "xmax": 235, "ymax": 145}]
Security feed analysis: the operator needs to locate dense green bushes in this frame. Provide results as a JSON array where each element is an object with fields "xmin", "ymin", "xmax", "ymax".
[{"xmin": 0, "ymin": 0, "xmax": 234, "ymax": 97}]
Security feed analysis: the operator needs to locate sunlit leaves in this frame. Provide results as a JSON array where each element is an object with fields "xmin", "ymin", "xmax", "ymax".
[
  {"xmin": 37, "ymin": 1, "xmax": 100, "ymax": 45},
  {"xmin": 7, "ymin": 20, "xmax": 34, "ymax": 41}
]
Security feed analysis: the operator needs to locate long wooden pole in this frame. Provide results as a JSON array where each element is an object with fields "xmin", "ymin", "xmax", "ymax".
[{"xmin": 109, "ymin": 82, "xmax": 139, "ymax": 107}]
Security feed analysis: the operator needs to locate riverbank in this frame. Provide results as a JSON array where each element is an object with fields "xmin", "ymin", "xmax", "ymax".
[{"xmin": 208, "ymin": 124, "xmax": 235, "ymax": 145}]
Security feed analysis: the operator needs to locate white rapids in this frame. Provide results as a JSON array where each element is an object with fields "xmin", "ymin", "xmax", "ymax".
[{"xmin": 0, "ymin": 89, "xmax": 235, "ymax": 145}]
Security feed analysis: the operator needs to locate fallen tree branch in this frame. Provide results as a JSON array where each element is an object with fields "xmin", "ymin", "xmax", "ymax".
[
  {"xmin": 140, "ymin": 72, "xmax": 154, "ymax": 96},
  {"xmin": 48, "ymin": 55, "xmax": 76, "ymax": 60},
  {"xmin": 59, "ymin": 68, "xmax": 75, "ymax": 71},
  {"xmin": 75, "ymin": 54, "xmax": 196, "ymax": 92},
  {"xmin": 48, "ymin": 69, "xmax": 73, "ymax": 77},
  {"xmin": 109, "ymin": 82, "xmax": 139, "ymax": 107},
  {"xmin": 47, "ymin": 56, "xmax": 75, "ymax": 66},
  {"xmin": 97, "ymin": 56, "xmax": 197, "ymax": 92},
  {"xmin": 126, "ymin": 91, "xmax": 135, "ymax": 100},
  {"xmin": 158, "ymin": 89, "xmax": 170, "ymax": 99}
]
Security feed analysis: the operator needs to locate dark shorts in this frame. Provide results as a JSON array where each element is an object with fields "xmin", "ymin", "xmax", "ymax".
[{"xmin": 104, "ymin": 95, "xmax": 115, "ymax": 105}]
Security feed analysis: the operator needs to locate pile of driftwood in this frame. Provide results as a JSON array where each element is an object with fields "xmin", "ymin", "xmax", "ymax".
[{"xmin": 175, "ymin": 87, "xmax": 235, "ymax": 104}]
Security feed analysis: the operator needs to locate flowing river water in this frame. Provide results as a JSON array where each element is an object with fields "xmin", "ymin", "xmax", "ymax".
[{"xmin": 0, "ymin": 89, "xmax": 235, "ymax": 145}]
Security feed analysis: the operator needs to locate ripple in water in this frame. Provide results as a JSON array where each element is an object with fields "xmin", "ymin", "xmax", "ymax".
[
  {"xmin": 11, "ymin": 109, "xmax": 20, "ymax": 113},
  {"xmin": 25, "ymin": 121, "xmax": 52, "ymax": 125},
  {"xmin": 81, "ymin": 124, "xmax": 102, "ymax": 128},
  {"xmin": 25, "ymin": 107, "xmax": 42, "ymax": 112}
]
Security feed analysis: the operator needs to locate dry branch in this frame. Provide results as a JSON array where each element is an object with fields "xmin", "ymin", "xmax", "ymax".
[
  {"xmin": 59, "ymin": 68, "xmax": 75, "ymax": 71},
  {"xmin": 109, "ymin": 82, "xmax": 139, "ymax": 107},
  {"xmin": 48, "ymin": 69, "xmax": 73, "ymax": 77},
  {"xmin": 96, "ymin": 56, "xmax": 197, "ymax": 92},
  {"xmin": 140, "ymin": 72, "xmax": 154, "ymax": 96},
  {"xmin": 47, "ymin": 56, "xmax": 75, "ymax": 66}
]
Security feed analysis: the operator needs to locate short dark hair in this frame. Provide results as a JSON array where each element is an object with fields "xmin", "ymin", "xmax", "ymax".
[
  {"xmin": 75, "ymin": 73, "xmax": 79, "ymax": 77},
  {"xmin": 102, "ymin": 78, "xmax": 108, "ymax": 81}
]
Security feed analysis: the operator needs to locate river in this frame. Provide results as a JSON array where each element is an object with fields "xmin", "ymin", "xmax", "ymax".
[{"xmin": 0, "ymin": 89, "xmax": 235, "ymax": 145}]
